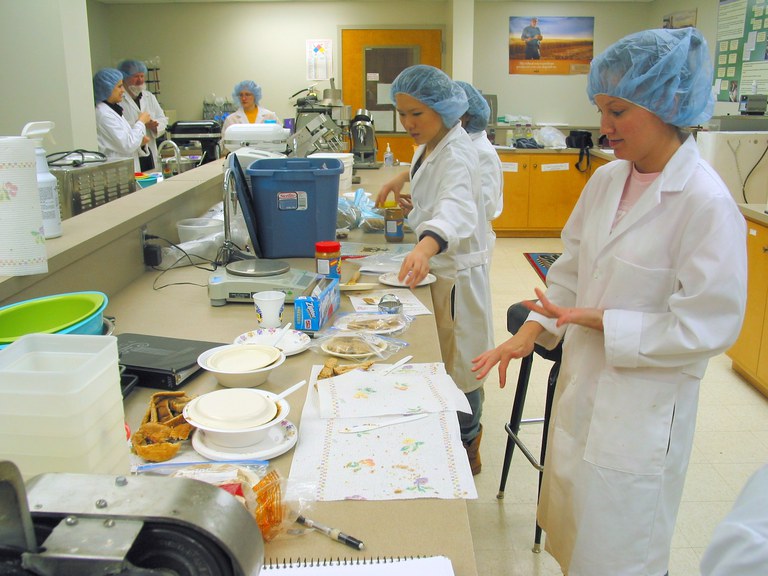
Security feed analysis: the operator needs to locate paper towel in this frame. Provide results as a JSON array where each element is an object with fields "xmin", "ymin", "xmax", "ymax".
[{"xmin": 0, "ymin": 136, "xmax": 48, "ymax": 276}]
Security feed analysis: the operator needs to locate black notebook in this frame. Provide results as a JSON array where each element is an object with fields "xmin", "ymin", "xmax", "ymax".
[{"xmin": 117, "ymin": 333, "xmax": 225, "ymax": 391}]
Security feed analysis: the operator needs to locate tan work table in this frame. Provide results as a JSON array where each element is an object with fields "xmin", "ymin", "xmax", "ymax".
[{"xmin": 111, "ymin": 219, "xmax": 476, "ymax": 571}]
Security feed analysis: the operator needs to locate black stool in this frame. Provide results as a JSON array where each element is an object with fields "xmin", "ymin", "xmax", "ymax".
[{"xmin": 496, "ymin": 301, "xmax": 563, "ymax": 553}]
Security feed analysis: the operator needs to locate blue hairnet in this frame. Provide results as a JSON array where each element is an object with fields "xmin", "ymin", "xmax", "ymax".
[
  {"xmin": 117, "ymin": 59, "xmax": 148, "ymax": 79},
  {"xmin": 455, "ymin": 81, "xmax": 490, "ymax": 133},
  {"xmin": 93, "ymin": 68, "xmax": 123, "ymax": 103},
  {"xmin": 390, "ymin": 65, "xmax": 468, "ymax": 128},
  {"xmin": 587, "ymin": 27, "xmax": 714, "ymax": 127},
  {"xmin": 232, "ymin": 80, "xmax": 262, "ymax": 105}
]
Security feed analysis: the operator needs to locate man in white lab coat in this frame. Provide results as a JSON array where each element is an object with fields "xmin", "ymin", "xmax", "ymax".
[
  {"xmin": 118, "ymin": 59, "xmax": 168, "ymax": 172},
  {"xmin": 473, "ymin": 28, "xmax": 747, "ymax": 575}
]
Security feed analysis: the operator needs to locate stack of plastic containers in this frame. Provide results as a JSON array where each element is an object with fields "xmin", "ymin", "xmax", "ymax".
[{"xmin": 0, "ymin": 333, "xmax": 129, "ymax": 479}]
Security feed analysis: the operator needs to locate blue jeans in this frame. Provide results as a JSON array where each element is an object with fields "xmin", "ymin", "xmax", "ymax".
[{"xmin": 458, "ymin": 387, "xmax": 484, "ymax": 443}]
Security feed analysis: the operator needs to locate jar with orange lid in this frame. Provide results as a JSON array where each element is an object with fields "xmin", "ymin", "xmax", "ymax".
[
  {"xmin": 315, "ymin": 241, "xmax": 341, "ymax": 278},
  {"xmin": 383, "ymin": 201, "xmax": 404, "ymax": 243}
]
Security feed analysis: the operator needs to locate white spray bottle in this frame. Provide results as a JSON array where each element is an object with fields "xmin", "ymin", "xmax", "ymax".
[{"xmin": 21, "ymin": 121, "xmax": 61, "ymax": 239}]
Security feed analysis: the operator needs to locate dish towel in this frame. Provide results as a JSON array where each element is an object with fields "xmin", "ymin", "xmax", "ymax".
[{"xmin": 0, "ymin": 137, "xmax": 48, "ymax": 276}]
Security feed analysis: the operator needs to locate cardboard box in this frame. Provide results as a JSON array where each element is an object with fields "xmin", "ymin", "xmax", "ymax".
[{"xmin": 294, "ymin": 277, "xmax": 340, "ymax": 333}]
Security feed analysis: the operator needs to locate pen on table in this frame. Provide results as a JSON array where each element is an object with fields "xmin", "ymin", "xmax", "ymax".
[{"xmin": 296, "ymin": 514, "xmax": 365, "ymax": 551}]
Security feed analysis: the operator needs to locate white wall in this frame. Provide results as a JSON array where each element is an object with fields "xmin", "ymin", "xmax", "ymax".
[
  {"xmin": 473, "ymin": 1, "xmax": 675, "ymax": 126},
  {"xmin": 0, "ymin": 0, "xmax": 96, "ymax": 149},
  {"xmin": 94, "ymin": 1, "xmax": 449, "ymax": 123}
]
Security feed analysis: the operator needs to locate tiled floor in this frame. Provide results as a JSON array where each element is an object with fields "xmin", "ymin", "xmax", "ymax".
[{"xmin": 468, "ymin": 237, "xmax": 768, "ymax": 576}]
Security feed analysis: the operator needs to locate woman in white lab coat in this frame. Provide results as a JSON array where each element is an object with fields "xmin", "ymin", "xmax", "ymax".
[
  {"xmin": 117, "ymin": 59, "xmax": 168, "ymax": 171},
  {"xmin": 376, "ymin": 65, "xmax": 493, "ymax": 475},
  {"xmin": 473, "ymin": 28, "xmax": 747, "ymax": 575},
  {"xmin": 221, "ymin": 80, "xmax": 279, "ymax": 138},
  {"xmin": 93, "ymin": 68, "xmax": 150, "ymax": 172},
  {"xmin": 456, "ymin": 80, "xmax": 503, "ymax": 258}
]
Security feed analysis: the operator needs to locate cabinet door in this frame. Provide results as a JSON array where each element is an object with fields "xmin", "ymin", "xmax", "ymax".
[
  {"xmin": 528, "ymin": 154, "xmax": 586, "ymax": 229},
  {"xmin": 493, "ymin": 153, "xmax": 530, "ymax": 230},
  {"xmin": 730, "ymin": 222, "xmax": 768, "ymax": 377}
]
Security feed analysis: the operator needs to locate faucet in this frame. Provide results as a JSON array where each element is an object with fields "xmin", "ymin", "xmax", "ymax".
[{"xmin": 158, "ymin": 139, "xmax": 181, "ymax": 178}]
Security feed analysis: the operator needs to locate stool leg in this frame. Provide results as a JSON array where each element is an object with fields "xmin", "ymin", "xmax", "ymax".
[
  {"xmin": 497, "ymin": 353, "xmax": 534, "ymax": 499},
  {"xmin": 532, "ymin": 361, "xmax": 560, "ymax": 552}
]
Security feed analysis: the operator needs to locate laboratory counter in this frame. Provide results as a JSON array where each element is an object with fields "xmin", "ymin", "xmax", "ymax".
[{"xmin": 2, "ymin": 159, "xmax": 477, "ymax": 574}]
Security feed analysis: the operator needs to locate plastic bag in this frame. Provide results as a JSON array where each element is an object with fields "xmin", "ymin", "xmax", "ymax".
[
  {"xmin": 331, "ymin": 311, "xmax": 413, "ymax": 337},
  {"xmin": 534, "ymin": 126, "xmax": 567, "ymax": 148},
  {"xmin": 311, "ymin": 328, "xmax": 407, "ymax": 361},
  {"xmin": 171, "ymin": 462, "xmax": 288, "ymax": 542}
]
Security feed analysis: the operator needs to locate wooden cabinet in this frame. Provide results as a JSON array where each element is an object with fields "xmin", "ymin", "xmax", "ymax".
[
  {"xmin": 494, "ymin": 152, "xmax": 588, "ymax": 237},
  {"xmin": 728, "ymin": 217, "xmax": 768, "ymax": 397}
]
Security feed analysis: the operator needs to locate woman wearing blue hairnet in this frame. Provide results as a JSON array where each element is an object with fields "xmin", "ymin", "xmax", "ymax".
[
  {"xmin": 456, "ymin": 81, "xmax": 503, "ymax": 258},
  {"xmin": 117, "ymin": 60, "xmax": 168, "ymax": 172},
  {"xmin": 473, "ymin": 28, "xmax": 747, "ymax": 575},
  {"xmin": 221, "ymin": 80, "xmax": 279, "ymax": 139},
  {"xmin": 93, "ymin": 68, "xmax": 152, "ymax": 172},
  {"xmin": 375, "ymin": 65, "xmax": 493, "ymax": 475}
]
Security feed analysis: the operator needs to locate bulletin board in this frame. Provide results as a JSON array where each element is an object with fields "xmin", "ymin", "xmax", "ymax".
[{"xmin": 715, "ymin": 0, "xmax": 768, "ymax": 102}]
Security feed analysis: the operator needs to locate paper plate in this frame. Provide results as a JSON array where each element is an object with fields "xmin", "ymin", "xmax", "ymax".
[
  {"xmin": 321, "ymin": 335, "xmax": 388, "ymax": 359},
  {"xmin": 339, "ymin": 282, "xmax": 379, "ymax": 292},
  {"xmin": 233, "ymin": 328, "xmax": 311, "ymax": 356},
  {"xmin": 207, "ymin": 344, "xmax": 281, "ymax": 372},
  {"xmin": 378, "ymin": 272, "xmax": 437, "ymax": 288},
  {"xmin": 191, "ymin": 420, "xmax": 297, "ymax": 461},
  {"xmin": 333, "ymin": 313, "xmax": 406, "ymax": 335}
]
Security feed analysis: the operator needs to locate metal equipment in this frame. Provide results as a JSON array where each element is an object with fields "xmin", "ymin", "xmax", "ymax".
[
  {"xmin": 739, "ymin": 94, "xmax": 768, "ymax": 116},
  {"xmin": 48, "ymin": 158, "xmax": 135, "ymax": 220},
  {"xmin": 290, "ymin": 114, "xmax": 345, "ymax": 157},
  {"xmin": 0, "ymin": 460, "xmax": 264, "ymax": 576},
  {"xmin": 166, "ymin": 120, "xmax": 222, "ymax": 165},
  {"xmin": 290, "ymin": 79, "xmax": 349, "ymax": 156},
  {"xmin": 349, "ymin": 109, "xmax": 379, "ymax": 168}
]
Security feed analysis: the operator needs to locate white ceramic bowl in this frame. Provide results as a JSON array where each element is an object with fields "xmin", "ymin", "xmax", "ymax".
[
  {"xmin": 183, "ymin": 388, "xmax": 290, "ymax": 448},
  {"xmin": 176, "ymin": 217, "xmax": 224, "ymax": 243},
  {"xmin": 197, "ymin": 344, "xmax": 285, "ymax": 388}
]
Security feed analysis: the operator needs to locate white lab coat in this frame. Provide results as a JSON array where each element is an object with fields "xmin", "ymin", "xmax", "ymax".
[
  {"xmin": 95, "ymin": 102, "xmax": 149, "ymax": 172},
  {"xmin": 469, "ymin": 130, "xmax": 503, "ymax": 256},
  {"xmin": 408, "ymin": 123, "xmax": 494, "ymax": 393},
  {"xmin": 121, "ymin": 89, "xmax": 168, "ymax": 170},
  {"xmin": 528, "ymin": 136, "xmax": 747, "ymax": 575},
  {"xmin": 221, "ymin": 106, "xmax": 280, "ymax": 137},
  {"xmin": 700, "ymin": 463, "xmax": 768, "ymax": 576}
]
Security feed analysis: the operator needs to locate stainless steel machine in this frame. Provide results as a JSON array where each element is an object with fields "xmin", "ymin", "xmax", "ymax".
[
  {"xmin": 350, "ymin": 109, "xmax": 378, "ymax": 168},
  {"xmin": 166, "ymin": 120, "xmax": 222, "ymax": 165},
  {"xmin": 0, "ymin": 460, "xmax": 264, "ymax": 575},
  {"xmin": 290, "ymin": 79, "xmax": 349, "ymax": 156}
]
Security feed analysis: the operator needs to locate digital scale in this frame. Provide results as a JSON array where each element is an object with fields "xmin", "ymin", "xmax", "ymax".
[{"xmin": 208, "ymin": 259, "xmax": 320, "ymax": 306}]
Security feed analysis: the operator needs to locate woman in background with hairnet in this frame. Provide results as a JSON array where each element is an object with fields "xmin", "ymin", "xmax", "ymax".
[
  {"xmin": 375, "ymin": 65, "xmax": 493, "ymax": 475},
  {"xmin": 473, "ymin": 28, "xmax": 747, "ymax": 575},
  {"xmin": 93, "ymin": 68, "xmax": 151, "ymax": 172},
  {"xmin": 221, "ymin": 80, "xmax": 279, "ymax": 138},
  {"xmin": 455, "ymin": 81, "xmax": 503, "ymax": 258},
  {"xmin": 117, "ymin": 59, "xmax": 168, "ymax": 172}
]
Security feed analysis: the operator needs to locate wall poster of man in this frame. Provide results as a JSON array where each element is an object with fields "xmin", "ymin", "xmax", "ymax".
[{"xmin": 509, "ymin": 16, "xmax": 594, "ymax": 75}]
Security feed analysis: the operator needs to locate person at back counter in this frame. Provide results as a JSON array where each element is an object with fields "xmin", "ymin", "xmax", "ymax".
[
  {"xmin": 93, "ymin": 68, "xmax": 151, "ymax": 172},
  {"xmin": 117, "ymin": 59, "xmax": 168, "ymax": 172},
  {"xmin": 221, "ymin": 80, "xmax": 279, "ymax": 138}
]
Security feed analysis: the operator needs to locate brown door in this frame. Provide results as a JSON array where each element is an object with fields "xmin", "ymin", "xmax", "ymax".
[{"xmin": 341, "ymin": 29, "xmax": 442, "ymax": 162}]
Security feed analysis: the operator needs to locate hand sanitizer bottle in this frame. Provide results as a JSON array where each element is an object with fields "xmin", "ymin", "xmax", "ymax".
[{"xmin": 384, "ymin": 143, "xmax": 394, "ymax": 167}]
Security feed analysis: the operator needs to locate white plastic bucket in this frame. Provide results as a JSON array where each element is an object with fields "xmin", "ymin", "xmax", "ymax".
[
  {"xmin": 310, "ymin": 152, "xmax": 353, "ymax": 191},
  {"xmin": 176, "ymin": 217, "xmax": 224, "ymax": 243}
]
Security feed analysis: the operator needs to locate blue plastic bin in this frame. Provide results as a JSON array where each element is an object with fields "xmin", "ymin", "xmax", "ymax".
[{"xmin": 246, "ymin": 157, "xmax": 343, "ymax": 258}]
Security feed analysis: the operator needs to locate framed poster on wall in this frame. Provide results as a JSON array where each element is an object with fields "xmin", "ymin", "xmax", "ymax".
[{"xmin": 509, "ymin": 16, "xmax": 594, "ymax": 75}]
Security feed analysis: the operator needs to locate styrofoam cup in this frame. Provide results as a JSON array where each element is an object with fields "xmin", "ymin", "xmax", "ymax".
[{"xmin": 252, "ymin": 291, "xmax": 285, "ymax": 329}]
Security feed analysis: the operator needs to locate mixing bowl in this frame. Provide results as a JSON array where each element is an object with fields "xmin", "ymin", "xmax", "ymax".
[
  {"xmin": 183, "ymin": 388, "xmax": 290, "ymax": 448},
  {"xmin": 197, "ymin": 344, "xmax": 285, "ymax": 388},
  {"xmin": 0, "ymin": 291, "xmax": 108, "ymax": 347}
]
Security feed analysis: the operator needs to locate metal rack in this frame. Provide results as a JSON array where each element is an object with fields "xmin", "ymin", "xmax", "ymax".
[{"xmin": 146, "ymin": 67, "xmax": 160, "ymax": 96}]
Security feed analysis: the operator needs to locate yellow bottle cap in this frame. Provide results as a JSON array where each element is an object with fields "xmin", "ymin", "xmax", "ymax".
[{"xmin": 383, "ymin": 200, "xmax": 398, "ymax": 208}]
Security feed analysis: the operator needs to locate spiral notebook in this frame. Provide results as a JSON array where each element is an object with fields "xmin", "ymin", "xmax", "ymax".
[{"xmin": 262, "ymin": 555, "xmax": 454, "ymax": 574}]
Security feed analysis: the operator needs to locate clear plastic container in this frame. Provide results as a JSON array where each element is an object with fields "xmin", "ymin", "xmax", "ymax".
[{"xmin": 0, "ymin": 333, "xmax": 129, "ymax": 478}]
